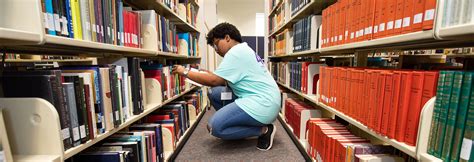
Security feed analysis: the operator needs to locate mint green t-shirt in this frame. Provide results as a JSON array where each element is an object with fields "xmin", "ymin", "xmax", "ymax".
[{"xmin": 214, "ymin": 42, "xmax": 281, "ymax": 124}]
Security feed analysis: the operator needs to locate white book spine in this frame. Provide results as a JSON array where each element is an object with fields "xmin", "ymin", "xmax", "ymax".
[{"xmin": 80, "ymin": 0, "xmax": 92, "ymax": 41}]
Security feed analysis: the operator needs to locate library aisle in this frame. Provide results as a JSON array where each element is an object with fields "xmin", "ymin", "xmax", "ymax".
[
  {"xmin": 2, "ymin": 0, "xmax": 474, "ymax": 161},
  {"xmin": 174, "ymin": 108, "xmax": 306, "ymax": 161}
]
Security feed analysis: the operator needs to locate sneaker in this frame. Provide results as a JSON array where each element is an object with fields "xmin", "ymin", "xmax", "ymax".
[{"xmin": 256, "ymin": 123, "xmax": 276, "ymax": 151}]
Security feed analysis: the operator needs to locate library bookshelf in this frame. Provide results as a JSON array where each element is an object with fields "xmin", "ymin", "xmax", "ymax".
[
  {"xmin": 0, "ymin": 0, "xmax": 204, "ymax": 161},
  {"xmin": 0, "ymin": 86, "xmax": 204, "ymax": 161},
  {"xmin": 0, "ymin": 0, "xmax": 200, "ymax": 59},
  {"xmin": 266, "ymin": 0, "xmax": 474, "ymax": 160},
  {"xmin": 268, "ymin": 0, "xmax": 336, "ymax": 37}
]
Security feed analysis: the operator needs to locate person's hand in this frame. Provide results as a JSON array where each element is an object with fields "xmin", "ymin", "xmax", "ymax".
[{"xmin": 172, "ymin": 65, "xmax": 186, "ymax": 75}]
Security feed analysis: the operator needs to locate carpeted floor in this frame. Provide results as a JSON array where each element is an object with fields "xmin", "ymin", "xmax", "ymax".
[{"xmin": 174, "ymin": 108, "xmax": 306, "ymax": 162}]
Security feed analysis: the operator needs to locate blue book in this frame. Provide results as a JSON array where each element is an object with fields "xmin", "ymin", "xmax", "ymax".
[
  {"xmin": 45, "ymin": 0, "xmax": 56, "ymax": 35},
  {"xmin": 178, "ymin": 33, "xmax": 190, "ymax": 56},
  {"xmin": 170, "ymin": 102, "xmax": 189, "ymax": 131},
  {"xmin": 102, "ymin": 141, "xmax": 140, "ymax": 162},
  {"xmin": 116, "ymin": 0, "xmax": 124, "ymax": 46},
  {"xmin": 74, "ymin": 151, "xmax": 122, "ymax": 162},
  {"xmin": 130, "ymin": 124, "xmax": 164, "ymax": 162},
  {"xmin": 64, "ymin": 0, "xmax": 74, "ymax": 38},
  {"xmin": 108, "ymin": 135, "xmax": 145, "ymax": 162}
]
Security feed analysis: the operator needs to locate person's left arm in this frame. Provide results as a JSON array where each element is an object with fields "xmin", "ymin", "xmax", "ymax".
[{"xmin": 172, "ymin": 65, "xmax": 226, "ymax": 87}]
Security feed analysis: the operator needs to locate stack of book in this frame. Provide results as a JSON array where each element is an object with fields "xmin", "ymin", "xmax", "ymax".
[
  {"xmin": 307, "ymin": 118, "xmax": 414, "ymax": 162},
  {"xmin": 283, "ymin": 98, "xmax": 321, "ymax": 140}
]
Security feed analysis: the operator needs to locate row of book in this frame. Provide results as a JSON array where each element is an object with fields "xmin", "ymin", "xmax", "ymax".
[
  {"xmin": 268, "ymin": 4, "xmax": 286, "ymax": 35},
  {"xmin": 427, "ymin": 71, "xmax": 474, "ymax": 162},
  {"xmin": 283, "ymin": 98, "xmax": 321, "ymax": 139},
  {"xmin": 70, "ymin": 91, "xmax": 206, "ymax": 162},
  {"xmin": 440, "ymin": 0, "xmax": 474, "ymax": 28},
  {"xmin": 1, "ymin": 59, "xmax": 197, "ymax": 151},
  {"xmin": 269, "ymin": 14, "xmax": 321, "ymax": 56},
  {"xmin": 2, "ymin": 53, "xmax": 83, "ymax": 60},
  {"xmin": 40, "ymin": 0, "xmax": 198, "ymax": 55},
  {"xmin": 292, "ymin": 15, "xmax": 321, "ymax": 52},
  {"xmin": 42, "ymin": 0, "xmax": 142, "ymax": 47},
  {"xmin": 159, "ymin": 0, "xmax": 198, "ymax": 27},
  {"xmin": 307, "ymin": 118, "xmax": 416, "ymax": 162},
  {"xmin": 319, "ymin": 67, "xmax": 439, "ymax": 146},
  {"xmin": 141, "ymin": 62, "xmax": 193, "ymax": 101},
  {"xmin": 321, "ymin": 0, "xmax": 437, "ymax": 48},
  {"xmin": 268, "ymin": 0, "xmax": 312, "ymax": 34},
  {"xmin": 289, "ymin": 0, "xmax": 311, "ymax": 16},
  {"xmin": 268, "ymin": 0, "xmax": 282, "ymax": 12},
  {"xmin": 269, "ymin": 61, "xmax": 325, "ymax": 95}
]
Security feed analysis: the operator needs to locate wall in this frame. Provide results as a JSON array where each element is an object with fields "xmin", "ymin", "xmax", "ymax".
[
  {"xmin": 217, "ymin": 0, "xmax": 265, "ymax": 36},
  {"xmin": 198, "ymin": 0, "xmax": 218, "ymax": 71}
]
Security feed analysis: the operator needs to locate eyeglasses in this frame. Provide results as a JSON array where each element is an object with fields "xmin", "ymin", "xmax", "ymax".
[{"xmin": 213, "ymin": 39, "xmax": 221, "ymax": 51}]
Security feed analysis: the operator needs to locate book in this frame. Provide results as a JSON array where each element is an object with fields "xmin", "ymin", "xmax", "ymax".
[
  {"xmin": 441, "ymin": 71, "xmax": 465, "ymax": 160},
  {"xmin": 450, "ymin": 72, "xmax": 473, "ymax": 162}
]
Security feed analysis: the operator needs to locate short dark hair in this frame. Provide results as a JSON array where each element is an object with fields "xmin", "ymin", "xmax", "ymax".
[{"xmin": 206, "ymin": 22, "xmax": 243, "ymax": 45}]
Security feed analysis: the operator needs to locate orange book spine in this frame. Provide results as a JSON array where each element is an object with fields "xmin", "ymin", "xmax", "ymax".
[
  {"xmin": 342, "ymin": 69, "xmax": 349, "ymax": 113},
  {"xmin": 349, "ymin": 0, "xmax": 357, "ymax": 43},
  {"xmin": 385, "ymin": 0, "xmax": 397, "ymax": 36},
  {"xmin": 356, "ymin": 70, "xmax": 364, "ymax": 121},
  {"xmin": 340, "ymin": 0, "xmax": 348, "ymax": 45},
  {"xmin": 411, "ymin": 0, "xmax": 426, "ymax": 32},
  {"xmin": 402, "ymin": 0, "xmax": 415, "ymax": 33},
  {"xmin": 344, "ymin": 0, "xmax": 351, "ymax": 44},
  {"xmin": 367, "ymin": 70, "xmax": 377, "ymax": 129},
  {"xmin": 366, "ymin": 0, "xmax": 377, "ymax": 40},
  {"xmin": 329, "ymin": 5, "xmax": 335, "ymax": 47},
  {"xmin": 373, "ymin": 0, "xmax": 382, "ymax": 39},
  {"xmin": 363, "ymin": 71, "xmax": 371, "ymax": 125},
  {"xmin": 335, "ymin": 68, "xmax": 342, "ymax": 110},
  {"xmin": 421, "ymin": 71, "xmax": 439, "ymax": 109},
  {"xmin": 331, "ymin": 68, "xmax": 338, "ymax": 108},
  {"xmin": 395, "ymin": 71, "xmax": 413, "ymax": 142},
  {"xmin": 335, "ymin": 2, "xmax": 341, "ymax": 46},
  {"xmin": 348, "ymin": 70, "xmax": 356, "ymax": 117},
  {"xmin": 387, "ymin": 72, "xmax": 401, "ymax": 139},
  {"xmin": 381, "ymin": 72, "xmax": 394, "ymax": 135},
  {"xmin": 404, "ymin": 71, "xmax": 424, "ymax": 146},
  {"xmin": 422, "ymin": 0, "xmax": 436, "ymax": 30},
  {"xmin": 378, "ymin": 0, "xmax": 388, "ymax": 38},
  {"xmin": 330, "ymin": 136, "xmax": 359, "ymax": 162},
  {"xmin": 375, "ymin": 72, "xmax": 386, "ymax": 133},
  {"xmin": 393, "ymin": 0, "xmax": 405, "ymax": 35},
  {"xmin": 319, "ymin": 66, "xmax": 324, "ymax": 103},
  {"xmin": 356, "ymin": 0, "xmax": 366, "ymax": 42}
]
